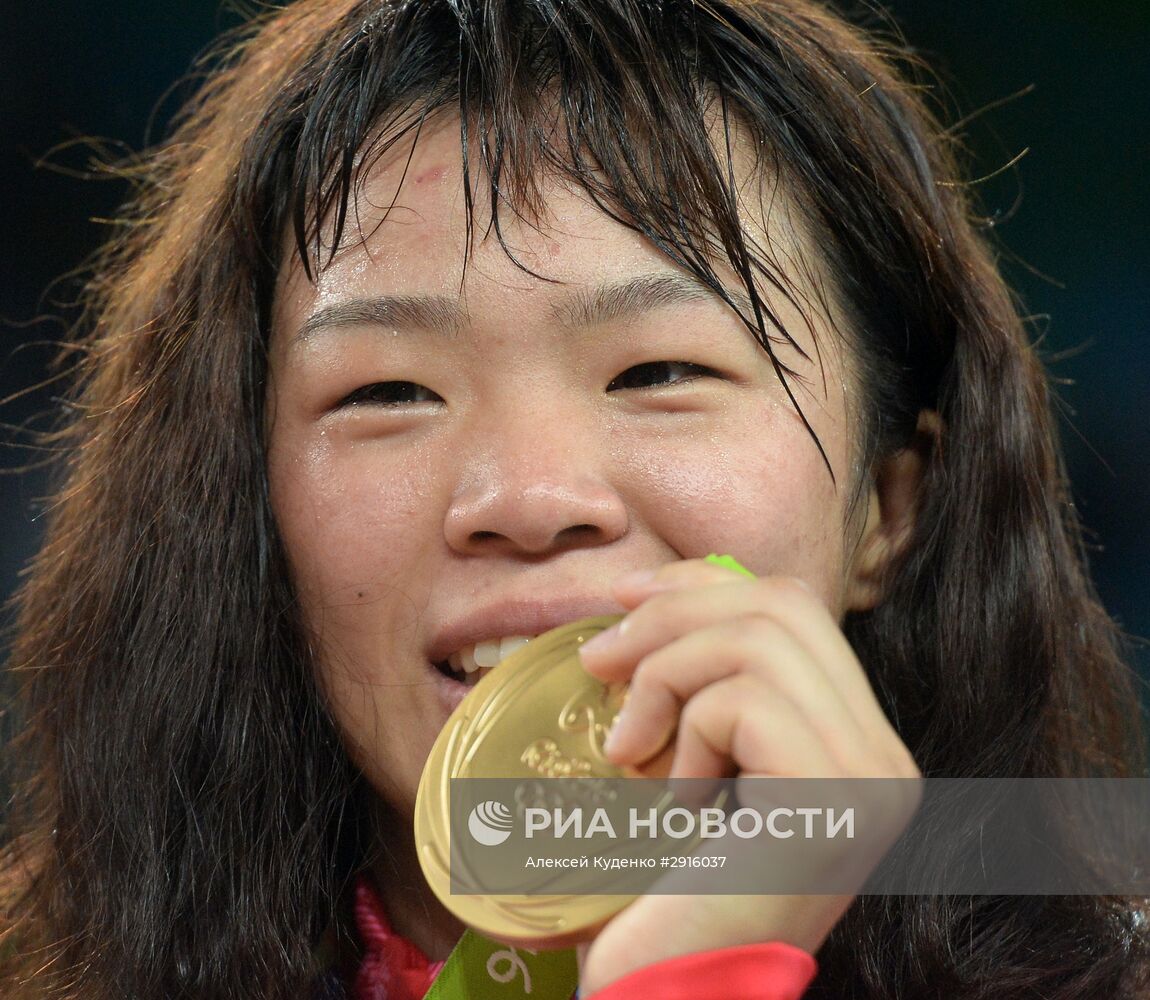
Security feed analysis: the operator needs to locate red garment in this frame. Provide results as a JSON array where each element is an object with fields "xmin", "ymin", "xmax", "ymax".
[
  {"xmin": 352, "ymin": 878, "xmax": 445, "ymax": 1000},
  {"xmin": 583, "ymin": 943, "xmax": 816, "ymax": 999},
  {"xmin": 351, "ymin": 875, "xmax": 816, "ymax": 1000}
]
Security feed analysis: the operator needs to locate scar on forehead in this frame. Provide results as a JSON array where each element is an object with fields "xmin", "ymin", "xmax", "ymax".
[{"xmin": 413, "ymin": 166, "xmax": 448, "ymax": 186}]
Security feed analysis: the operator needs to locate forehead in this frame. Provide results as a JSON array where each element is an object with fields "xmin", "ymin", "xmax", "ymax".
[
  {"xmin": 277, "ymin": 129, "xmax": 677, "ymax": 319},
  {"xmin": 273, "ymin": 113, "xmax": 840, "ymax": 354}
]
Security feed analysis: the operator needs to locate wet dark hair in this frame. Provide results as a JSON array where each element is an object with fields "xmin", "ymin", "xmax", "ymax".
[{"xmin": 2, "ymin": 0, "xmax": 1147, "ymax": 997}]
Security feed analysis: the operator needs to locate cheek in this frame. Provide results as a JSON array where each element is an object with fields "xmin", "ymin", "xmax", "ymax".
[
  {"xmin": 268, "ymin": 435, "xmax": 442, "ymax": 669},
  {"xmin": 621, "ymin": 417, "xmax": 847, "ymax": 598}
]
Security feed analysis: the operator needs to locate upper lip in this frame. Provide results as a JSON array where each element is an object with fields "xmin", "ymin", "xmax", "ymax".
[{"xmin": 426, "ymin": 596, "xmax": 626, "ymax": 665}]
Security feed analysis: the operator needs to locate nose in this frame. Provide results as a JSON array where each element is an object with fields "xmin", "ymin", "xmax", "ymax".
[{"xmin": 443, "ymin": 408, "xmax": 629, "ymax": 558}]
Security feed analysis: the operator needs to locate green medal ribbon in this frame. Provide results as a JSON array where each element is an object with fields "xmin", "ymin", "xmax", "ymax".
[
  {"xmin": 424, "ymin": 929, "xmax": 577, "ymax": 1000},
  {"xmin": 704, "ymin": 553, "xmax": 755, "ymax": 577}
]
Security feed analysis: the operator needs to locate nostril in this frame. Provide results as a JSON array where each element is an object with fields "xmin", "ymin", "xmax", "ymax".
[
  {"xmin": 559, "ymin": 523, "xmax": 602, "ymax": 539},
  {"xmin": 447, "ymin": 485, "xmax": 629, "ymax": 556}
]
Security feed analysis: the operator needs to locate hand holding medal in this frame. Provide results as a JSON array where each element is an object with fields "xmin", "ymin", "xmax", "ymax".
[
  {"xmin": 414, "ymin": 555, "xmax": 921, "ymax": 994},
  {"xmin": 574, "ymin": 556, "xmax": 922, "ymax": 993}
]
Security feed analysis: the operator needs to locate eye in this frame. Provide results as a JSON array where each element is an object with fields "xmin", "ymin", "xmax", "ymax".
[
  {"xmin": 338, "ymin": 381, "xmax": 443, "ymax": 407},
  {"xmin": 607, "ymin": 361, "xmax": 717, "ymax": 391}
]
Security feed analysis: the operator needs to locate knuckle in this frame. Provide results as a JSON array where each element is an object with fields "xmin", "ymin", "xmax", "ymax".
[
  {"xmin": 764, "ymin": 575, "xmax": 812, "ymax": 598},
  {"xmin": 722, "ymin": 617, "xmax": 782, "ymax": 669},
  {"xmin": 628, "ymin": 659, "xmax": 651, "ymax": 694},
  {"xmin": 725, "ymin": 616, "xmax": 764, "ymax": 648},
  {"xmin": 679, "ymin": 695, "xmax": 708, "ymax": 734},
  {"xmin": 628, "ymin": 655, "xmax": 661, "ymax": 696},
  {"xmin": 777, "ymin": 575, "xmax": 813, "ymax": 597},
  {"xmin": 756, "ymin": 575, "xmax": 821, "ymax": 613},
  {"xmin": 681, "ymin": 682, "xmax": 737, "ymax": 731}
]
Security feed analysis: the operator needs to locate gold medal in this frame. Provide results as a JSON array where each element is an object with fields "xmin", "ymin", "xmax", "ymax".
[
  {"xmin": 414, "ymin": 615, "xmax": 645, "ymax": 947},
  {"xmin": 414, "ymin": 558, "xmax": 748, "ymax": 947}
]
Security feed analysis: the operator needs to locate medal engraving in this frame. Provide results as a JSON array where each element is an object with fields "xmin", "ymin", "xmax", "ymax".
[
  {"xmin": 520, "ymin": 737, "xmax": 594, "ymax": 777},
  {"xmin": 557, "ymin": 684, "xmax": 626, "ymax": 760}
]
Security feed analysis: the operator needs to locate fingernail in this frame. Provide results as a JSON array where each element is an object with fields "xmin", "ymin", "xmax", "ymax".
[
  {"xmin": 603, "ymin": 708, "xmax": 628, "ymax": 755},
  {"xmin": 579, "ymin": 622, "xmax": 621, "ymax": 657}
]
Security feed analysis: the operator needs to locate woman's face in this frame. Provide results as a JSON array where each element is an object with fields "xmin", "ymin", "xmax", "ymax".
[{"xmin": 267, "ymin": 117, "xmax": 870, "ymax": 817}]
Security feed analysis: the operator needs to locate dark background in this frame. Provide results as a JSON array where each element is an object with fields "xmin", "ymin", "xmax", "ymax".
[{"xmin": 2, "ymin": 3, "xmax": 1147, "ymax": 701}]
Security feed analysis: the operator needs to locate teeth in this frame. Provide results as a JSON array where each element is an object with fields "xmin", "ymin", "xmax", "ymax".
[
  {"xmin": 447, "ymin": 647, "xmax": 479, "ymax": 674},
  {"xmin": 473, "ymin": 639, "xmax": 502, "ymax": 668},
  {"xmin": 443, "ymin": 635, "xmax": 534, "ymax": 681},
  {"xmin": 499, "ymin": 636, "xmax": 532, "ymax": 660}
]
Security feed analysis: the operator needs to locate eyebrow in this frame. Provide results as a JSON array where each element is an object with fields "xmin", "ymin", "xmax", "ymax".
[
  {"xmin": 292, "ymin": 271, "xmax": 752, "ymax": 347},
  {"xmin": 551, "ymin": 271, "xmax": 739, "ymax": 329},
  {"xmin": 295, "ymin": 294, "xmax": 466, "ymax": 343}
]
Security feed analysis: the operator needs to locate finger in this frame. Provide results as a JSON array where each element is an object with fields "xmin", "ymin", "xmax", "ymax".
[
  {"xmin": 609, "ymin": 556, "xmax": 756, "ymax": 608},
  {"xmin": 603, "ymin": 616, "xmax": 868, "ymax": 769},
  {"xmin": 582, "ymin": 578, "xmax": 809, "ymax": 681},
  {"xmin": 669, "ymin": 674, "xmax": 842, "ymax": 779},
  {"xmin": 583, "ymin": 575, "xmax": 886, "ymax": 729}
]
